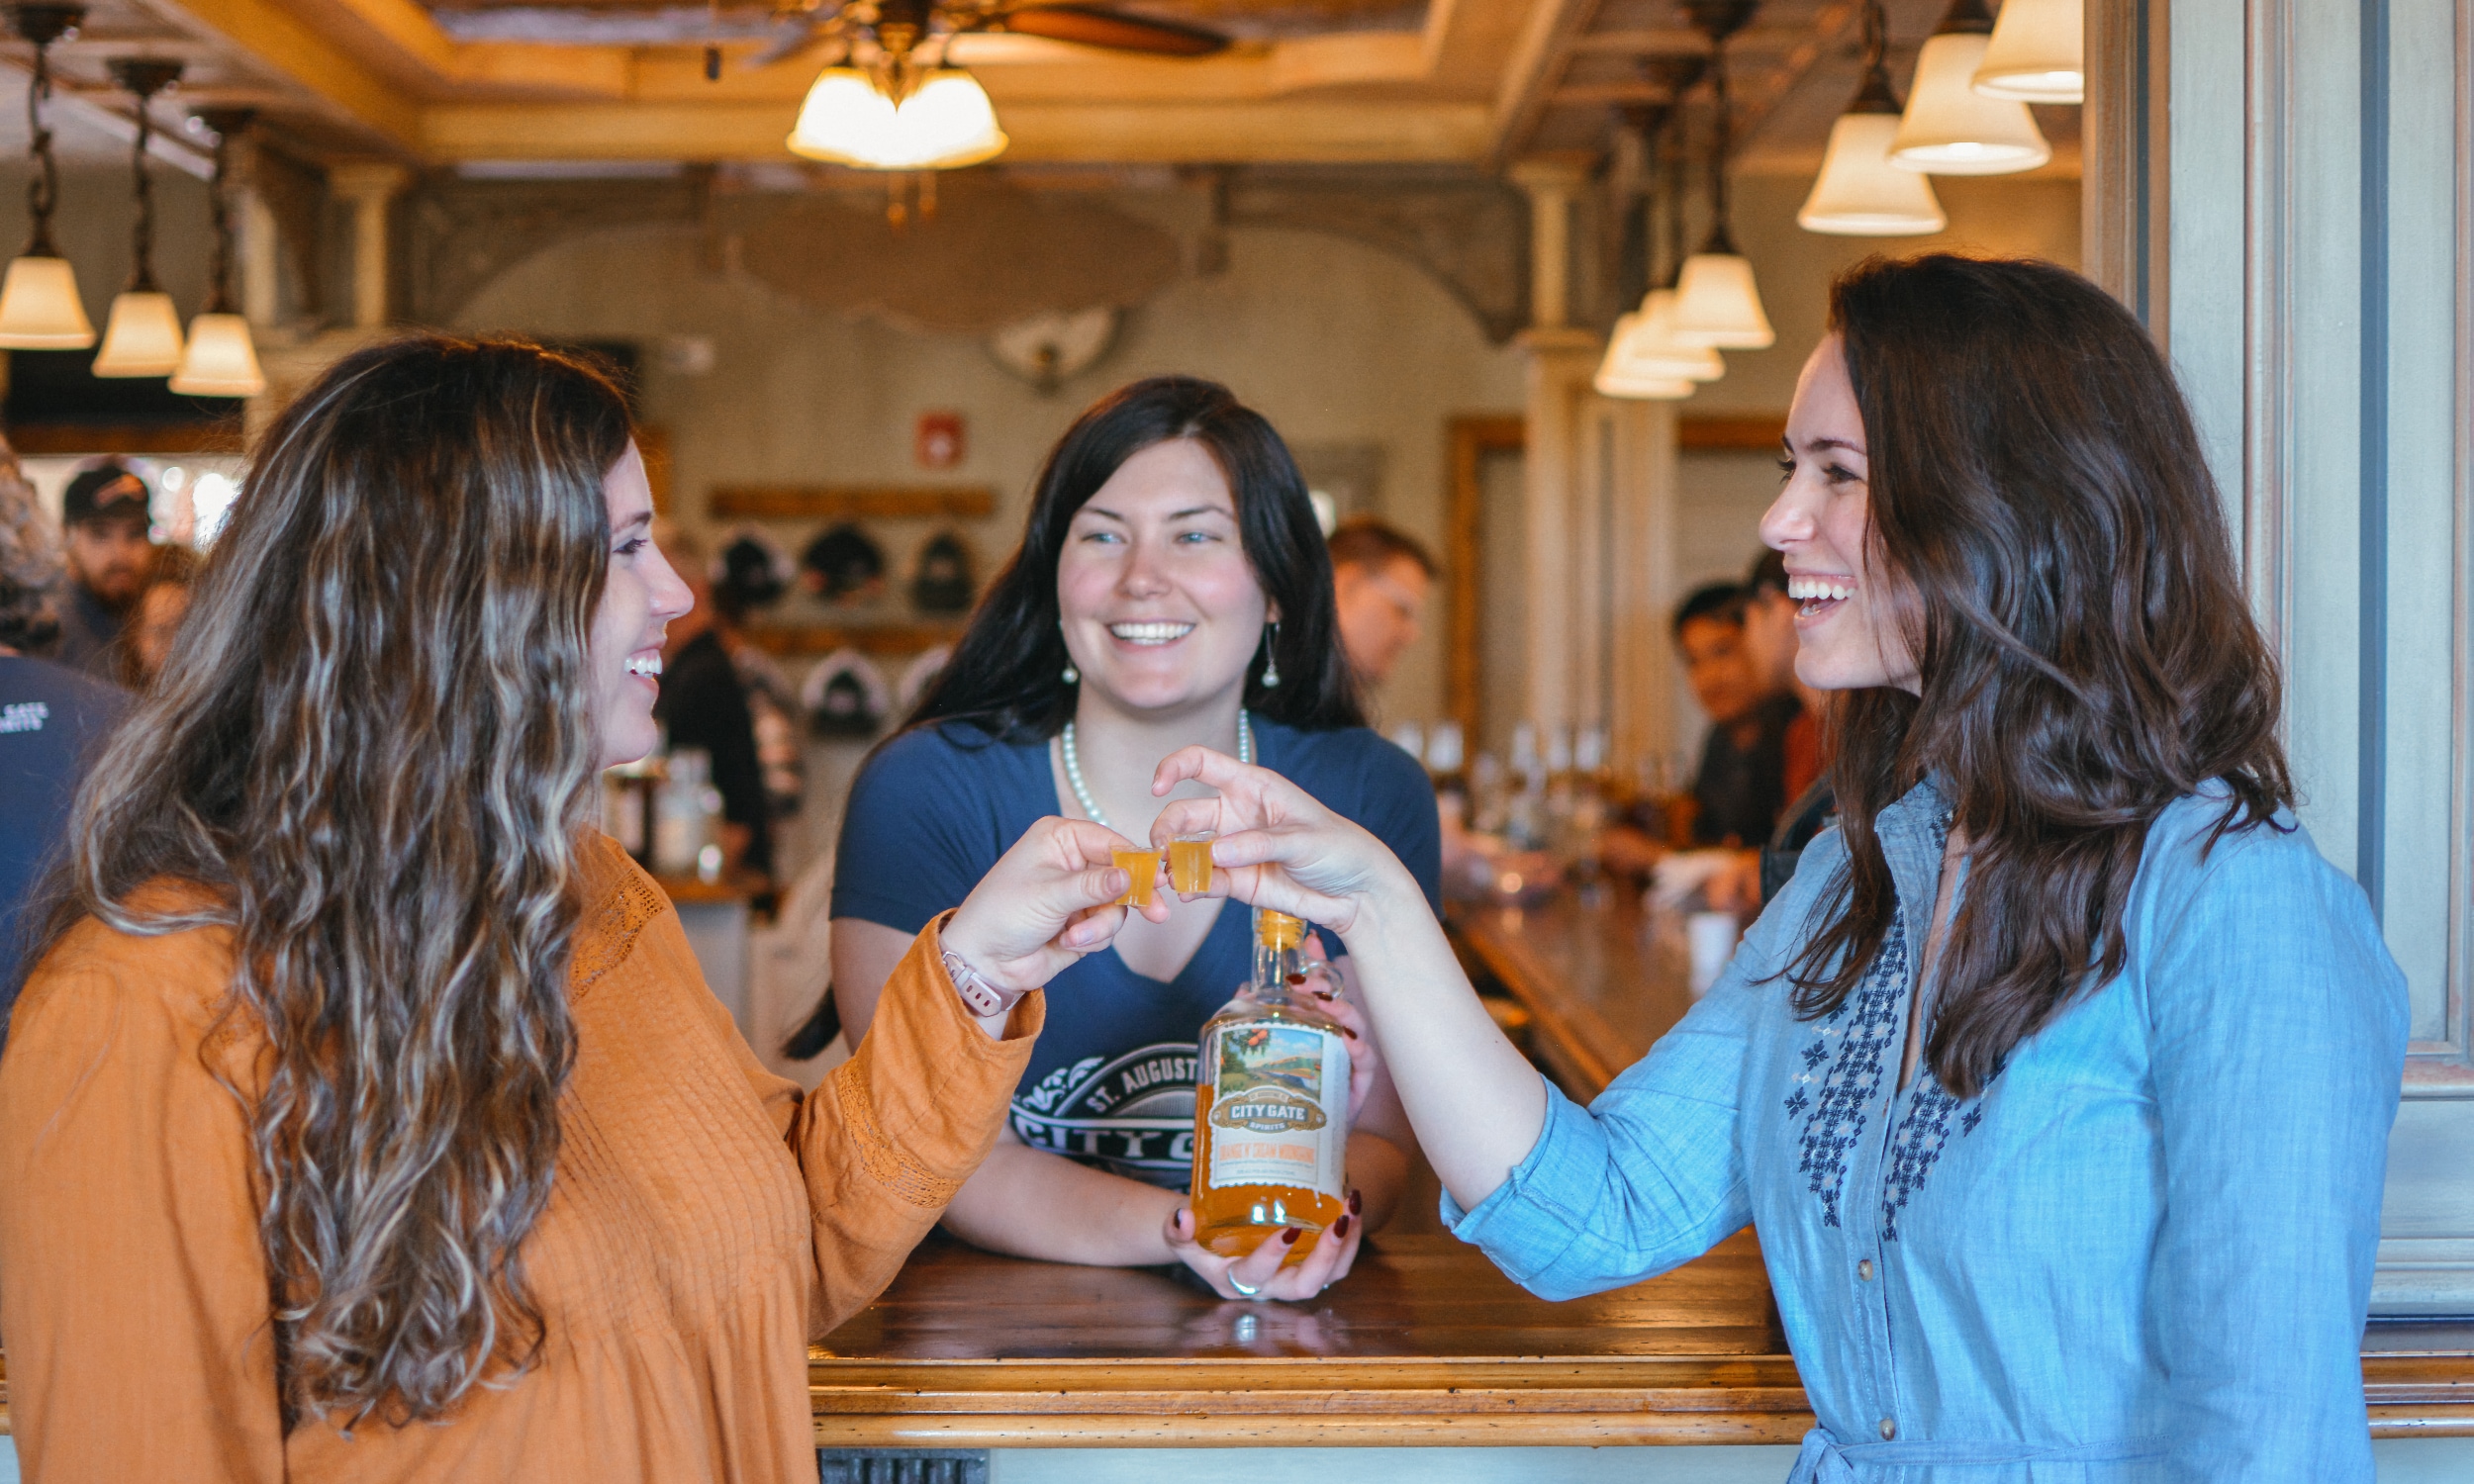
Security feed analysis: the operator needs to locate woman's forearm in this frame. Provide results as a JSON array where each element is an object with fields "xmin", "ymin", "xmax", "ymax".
[
  {"xmin": 939, "ymin": 1142, "xmax": 1186, "ymax": 1265},
  {"xmin": 1341, "ymin": 871, "xmax": 1550, "ymax": 1215}
]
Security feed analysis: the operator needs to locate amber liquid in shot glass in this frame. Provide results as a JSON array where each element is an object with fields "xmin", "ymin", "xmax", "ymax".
[
  {"xmin": 1168, "ymin": 835, "xmax": 1214, "ymax": 894},
  {"xmin": 1112, "ymin": 849, "xmax": 1162, "ymax": 907}
]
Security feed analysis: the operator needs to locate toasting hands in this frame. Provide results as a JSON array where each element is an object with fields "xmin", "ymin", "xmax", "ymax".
[{"xmin": 941, "ymin": 815, "xmax": 1172, "ymax": 998}]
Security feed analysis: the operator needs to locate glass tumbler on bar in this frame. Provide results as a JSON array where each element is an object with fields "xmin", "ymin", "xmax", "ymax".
[{"xmin": 1169, "ymin": 834, "xmax": 1215, "ymax": 894}]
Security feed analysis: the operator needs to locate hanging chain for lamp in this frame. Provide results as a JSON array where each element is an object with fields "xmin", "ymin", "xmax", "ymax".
[
  {"xmin": 1679, "ymin": 0, "xmax": 1756, "ymax": 254},
  {"xmin": 13, "ymin": 5, "xmax": 80, "ymax": 259},
  {"xmin": 194, "ymin": 108, "xmax": 253, "ymax": 317},
  {"xmin": 107, "ymin": 58, "xmax": 182, "ymax": 297}
]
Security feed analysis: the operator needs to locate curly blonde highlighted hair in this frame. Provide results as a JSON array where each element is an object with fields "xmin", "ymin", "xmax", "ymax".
[{"xmin": 44, "ymin": 335, "xmax": 632, "ymax": 1425}]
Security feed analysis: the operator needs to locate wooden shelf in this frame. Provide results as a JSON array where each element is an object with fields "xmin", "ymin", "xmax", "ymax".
[
  {"xmin": 710, "ymin": 486, "xmax": 997, "ymax": 520},
  {"xmin": 740, "ymin": 622, "xmax": 965, "ymax": 657}
]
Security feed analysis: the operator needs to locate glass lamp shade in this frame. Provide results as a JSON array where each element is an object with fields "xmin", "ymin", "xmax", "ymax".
[
  {"xmin": 92, "ymin": 290, "xmax": 186, "ymax": 377},
  {"xmin": 1800, "ymin": 113, "xmax": 1949, "ymax": 234},
  {"xmin": 1600, "ymin": 289, "xmax": 1725, "ymax": 383},
  {"xmin": 0, "ymin": 254, "xmax": 96, "ymax": 348},
  {"xmin": 1592, "ymin": 355, "xmax": 1695, "ymax": 400},
  {"xmin": 169, "ymin": 312, "xmax": 265, "ymax": 397},
  {"xmin": 1891, "ymin": 33, "xmax": 2051, "ymax": 174},
  {"xmin": 1972, "ymin": 0, "xmax": 2084, "ymax": 102},
  {"xmin": 1668, "ymin": 253, "xmax": 1775, "ymax": 350},
  {"xmin": 788, "ymin": 65, "xmax": 1008, "ymax": 170}
]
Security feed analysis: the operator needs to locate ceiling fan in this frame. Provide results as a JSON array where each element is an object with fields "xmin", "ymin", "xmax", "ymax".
[{"xmin": 742, "ymin": 0, "xmax": 1230, "ymax": 77}]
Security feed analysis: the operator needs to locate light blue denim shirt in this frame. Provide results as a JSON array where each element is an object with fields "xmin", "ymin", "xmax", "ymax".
[{"xmin": 1447, "ymin": 778, "xmax": 2408, "ymax": 1483}]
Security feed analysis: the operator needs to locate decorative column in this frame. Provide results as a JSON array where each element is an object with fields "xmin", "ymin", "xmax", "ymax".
[
  {"xmin": 328, "ymin": 161, "xmax": 410, "ymax": 330},
  {"xmin": 1509, "ymin": 156, "xmax": 1602, "ymax": 737}
]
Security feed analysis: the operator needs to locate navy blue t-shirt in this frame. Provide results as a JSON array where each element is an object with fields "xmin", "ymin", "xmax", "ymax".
[
  {"xmin": 831, "ymin": 716, "xmax": 1442, "ymax": 1190},
  {"xmin": 1, "ymin": 655, "xmax": 126, "ymax": 1023}
]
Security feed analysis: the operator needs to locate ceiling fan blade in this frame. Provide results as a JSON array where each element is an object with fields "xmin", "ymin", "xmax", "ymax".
[{"xmin": 996, "ymin": 4, "xmax": 1228, "ymax": 55}]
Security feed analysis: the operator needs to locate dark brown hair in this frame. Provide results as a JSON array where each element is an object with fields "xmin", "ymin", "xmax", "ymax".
[
  {"xmin": 909, "ymin": 374, "xmax": 1361, "ymax": 740},
  {"xmin": 44, "ymin": 335, "xmax": 631, "ymax": 1424},
  {"xmin": 1786, "ymin": 254, "xmax": 2291, "ymax": 1096}
]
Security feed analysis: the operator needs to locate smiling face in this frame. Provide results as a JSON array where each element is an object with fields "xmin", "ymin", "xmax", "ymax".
[
  {"xmin": 588, "ymin": 442, "xmax": 695, "ymax": 770},
  {"xmin": 1760, "ymin": 335, "xmax": 1921, "ymax": 695},
  {"xmin": 1056, "ymin": 437, "xmax": 1272, "ymax": 721}
]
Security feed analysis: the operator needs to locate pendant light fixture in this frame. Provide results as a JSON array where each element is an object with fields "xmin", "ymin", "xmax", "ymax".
[
  {"xmin": 1799, "ymin": 0, "xmax": 1947, "ymax": 234},
  {"xmin": 1972, "ymin": 0, "xmax": 2083, "ymax": 103},
  {"xmin": 0, "ymin": 5, "xmax": 93, "ymax": 349},
  {"xmin": 1890, "ymin": 0, "xmax": 2051, "ymax": 174},
  {"xmin": 169, "ymin": 108, "xmax": 263, "ymax": 398},
  {"xmin": 1669, "ymin": 2, "xmax": 1774, "ymax": 351},
  {"xmin": 788, "ymin": 58, "xmax": 1006, "ymax": 171},
  {"xmin": 90, "ymin": 58, "xmax": 186, "ymax": 378},
  {"xmin": 1598, "ymin": 113, "xmax": 1723, "ymax": 400}
]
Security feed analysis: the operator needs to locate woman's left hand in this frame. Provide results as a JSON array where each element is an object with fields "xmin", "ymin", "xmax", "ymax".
[
  {"xmin": 942, "ymin": 815, "xmax": 1168, "ymax": 993},
  {"xmin": 1164, "ymin": 1189, "xmax": 1366, "ymax": 1303}
]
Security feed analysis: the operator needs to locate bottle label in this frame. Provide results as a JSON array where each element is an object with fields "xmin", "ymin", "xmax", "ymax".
[{"xmin": 1203, "ymin": 1022, "xmax": 1349, "ymax": 1196}]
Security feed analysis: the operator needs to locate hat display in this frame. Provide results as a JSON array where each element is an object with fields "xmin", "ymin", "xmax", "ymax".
[
  {"xmin": 800, "ymin": 646, "xmax": 892, "ymax": 739},
  {"xmin": 910, "ymin": 529, "xmax": 975, "ymax": 614},
  {"xmin": 800, "ymin": 522, "xmax": 887, "ymax": 605},
  {"xmin": 716, "ymin": 525, "xmax": 795, "ymax": 612},
  {"xmin": 60, "ymin": 461, "xmax": 150, "ymax": 528}
]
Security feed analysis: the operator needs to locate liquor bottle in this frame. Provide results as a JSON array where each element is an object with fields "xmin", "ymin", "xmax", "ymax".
[{"xmin": 1189, "ymin": 907, "xmax": 1352, "ymax": 1263}]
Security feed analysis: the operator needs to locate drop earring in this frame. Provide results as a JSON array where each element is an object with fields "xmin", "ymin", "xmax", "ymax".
[
  {"xmin": 1259, "ymin": 621, "xmax": 1282, "ymax": 689},
  {"xmin": 1061, "ymin": 618, "xmax": 1079, "ymax": 685}
]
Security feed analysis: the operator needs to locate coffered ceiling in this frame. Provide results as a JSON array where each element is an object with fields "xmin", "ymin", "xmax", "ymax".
[{"xmin": 0, "ymin": 0, "xmax": 2079, "ymax": 175}]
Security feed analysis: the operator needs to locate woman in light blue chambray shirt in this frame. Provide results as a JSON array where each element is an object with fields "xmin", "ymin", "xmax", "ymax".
[{"xmin": 1146, "ymin": 254, "xmax": 2410, "ymax": 1482}]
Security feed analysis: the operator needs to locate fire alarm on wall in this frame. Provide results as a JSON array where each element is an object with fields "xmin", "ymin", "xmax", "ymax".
[{"xmin": 915, "ymin": 412, "xmax": 966, "ymax": 470}]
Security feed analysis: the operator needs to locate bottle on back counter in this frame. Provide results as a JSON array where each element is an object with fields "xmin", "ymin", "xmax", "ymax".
[{"xmin": 1189, "ymin": 907, "xmax": 1353, "ymax": 1264}]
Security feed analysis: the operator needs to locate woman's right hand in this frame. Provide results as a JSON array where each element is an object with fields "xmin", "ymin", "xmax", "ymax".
[{"xmin": 1147, "ymin": 747, "xmax": 1422, "ymax": 939}]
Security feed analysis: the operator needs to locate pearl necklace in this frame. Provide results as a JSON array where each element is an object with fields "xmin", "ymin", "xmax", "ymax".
[{"xmin": 1061, "ymin": 709, "xmax": 1254, "ymax": 832}]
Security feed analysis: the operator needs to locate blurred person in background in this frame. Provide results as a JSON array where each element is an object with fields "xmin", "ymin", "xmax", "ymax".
[
  {"xmin": 123, "ymin": 542, "xmax": 200, "ymax": 691},
  {"xmin": 1327, "ymin": 515, "xmax": 1435, "ymax": 692},
  {"xmin": 1724, "ymin": 550, "xmax": 1833, "ymax": 911},
  {"xmin": 651, "ymin": 518, "xmax": 774, "ymax": 881},
  {"xmin": 52, "ymin": 460, "xmax": 155, "ymax": 681},
  {"xmin": 0, "ymin": 444, "xmax": 127, "ymax": 1043}
]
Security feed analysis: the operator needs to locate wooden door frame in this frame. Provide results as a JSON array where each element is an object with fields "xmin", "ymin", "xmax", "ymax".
[{"xmin": 1445, "ymin": 415, "xmax": 1525, "ymax": 753}]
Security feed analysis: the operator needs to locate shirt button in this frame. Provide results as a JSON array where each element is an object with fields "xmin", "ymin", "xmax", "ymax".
[
  {"xmin": 1879, "ymin": 1418, "xmax": 1897, "ymax": 1440},
  {"xmin": 1857, "ymin": 1259, "xmax": 1874, "ymax": 1281}
]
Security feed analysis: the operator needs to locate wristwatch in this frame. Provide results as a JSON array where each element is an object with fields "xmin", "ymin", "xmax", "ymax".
[{"xmin": 941, "ymin": 949, "xmax": 1029, "ymax": 1019}]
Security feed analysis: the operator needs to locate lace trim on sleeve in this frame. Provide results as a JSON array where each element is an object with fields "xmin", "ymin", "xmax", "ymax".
[
  {"xmin": 830, "ymin": 1054, "xmax": 964, "ymax": 1210},
  {"xmin": 571, "ymin": 871, "xmax": 667, "ymax": 996}
]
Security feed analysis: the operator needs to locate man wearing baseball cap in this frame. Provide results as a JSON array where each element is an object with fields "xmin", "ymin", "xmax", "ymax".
[{"xmin": 52, "ymin": 460, "xmax": 154, "ymax": 681}]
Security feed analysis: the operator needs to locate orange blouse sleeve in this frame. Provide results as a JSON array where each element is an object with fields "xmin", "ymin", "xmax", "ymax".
[
  {"xmin": 780, "ymin": 910, "xmax": 1039, "ymax": 1337},
  {"xmin": 0, "ymin": 926, "xmax": 287, "ymax": 1484}
]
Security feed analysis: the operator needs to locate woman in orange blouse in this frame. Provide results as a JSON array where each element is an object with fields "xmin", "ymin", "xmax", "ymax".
[{"xmin": 0, "ymin": 337, "xmax": 1145, "ymax": 1483}]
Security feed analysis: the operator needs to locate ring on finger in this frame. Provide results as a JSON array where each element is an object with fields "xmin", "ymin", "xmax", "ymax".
[{"xmin": 1227, "ymin": 1274, "xmax": 1263, "ymax": 1297}]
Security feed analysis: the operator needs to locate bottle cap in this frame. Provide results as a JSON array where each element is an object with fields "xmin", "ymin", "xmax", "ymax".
[{"xmin": 1255, "ymin": 908, "xmax": 1305, "ymax": 951}]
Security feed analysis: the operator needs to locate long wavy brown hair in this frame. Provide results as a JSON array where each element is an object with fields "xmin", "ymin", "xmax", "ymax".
[
  {"xmin": 1786, "ymin": 254, "xmax": 2291, "ymax": 1096},
  {"xmin": 41, "ymin": 335, "xmax": 631, "ymax": 1424}
]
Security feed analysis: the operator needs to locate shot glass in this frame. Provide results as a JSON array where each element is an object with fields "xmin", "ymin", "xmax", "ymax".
[
  {"xmin": 1112, "ymin": 848, "xmax": 1163, "ymax": 907},
  {"xmin": 1168, "ymin": 834, "xmax": 1215, "ymax": 894}
]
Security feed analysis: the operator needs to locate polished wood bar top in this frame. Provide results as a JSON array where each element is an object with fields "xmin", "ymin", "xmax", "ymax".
[{"xmin": 1452, "ymin": 883, "xmax": 1693, "ymax": 1099}]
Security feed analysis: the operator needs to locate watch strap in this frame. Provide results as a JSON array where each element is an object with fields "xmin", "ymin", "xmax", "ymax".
[{"xmin": 941, "ymin": 949, "xmax": 1026, "ymax": 1019}]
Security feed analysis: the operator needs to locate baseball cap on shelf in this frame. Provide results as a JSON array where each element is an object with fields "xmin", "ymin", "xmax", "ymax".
[{"xmin": 61, "ymin": 461, "xmax": 151, "ymax": 528}]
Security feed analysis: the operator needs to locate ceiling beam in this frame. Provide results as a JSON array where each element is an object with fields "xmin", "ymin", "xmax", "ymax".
[
  {"xmin": 139, "ymin": 0, "xmax": 422, "ymax": 143},
  {"xmin": 1725, "ymin": 0, "xmax": 1860, "ymax": 161},
  {"xmin": 1483, "ymin": 0, "xmax": 1601, "ymax": 168}
]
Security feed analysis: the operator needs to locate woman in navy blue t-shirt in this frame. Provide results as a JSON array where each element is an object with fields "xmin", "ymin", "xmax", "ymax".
[{"xmin": 830, "ymin": 376, "xmax": 1440, "ymax": 1302}]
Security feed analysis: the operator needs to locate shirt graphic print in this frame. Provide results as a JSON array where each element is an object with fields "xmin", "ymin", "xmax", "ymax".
[{"xmin": 1011, "ymin": 1043, "xmax": 1199, "ymax": 1189}]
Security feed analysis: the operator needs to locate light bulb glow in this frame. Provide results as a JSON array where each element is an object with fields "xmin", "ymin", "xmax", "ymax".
[
  {"xmin": 169, "ymin": 312, "xmax": 265, "ymax": 397},
  {"xmin": 1891, "ymin": 33, "xmax": 2051, "ymax": 174},
  {"xmin": 0, "ymin": 254, "xmax": 95, "ymax": 349},
  {"xmin": 1592, "ymin": 356, "xmax": 1695, "ymax": 401},
  {"xmin": 1598, "ymin": 290, "xmax": 1726, "ymax": 385},
  {"xmin": 92, "ymin": 290, "xmax": 186, "ymax": 377},
  {"xmin": 1800, "ymin": 113, "xmax": 1949, "ymax": 235},
  {"xmin": 1972, "ymin": 0, "xmax": 2084, "ymax": 102},
  {"xmin": 1668, "ymin": 253, "xmax": 1775, "ymax": 350},
  {"xmin": 788, "ymin": 65, "xmax": 1008, "ymax": 171}
]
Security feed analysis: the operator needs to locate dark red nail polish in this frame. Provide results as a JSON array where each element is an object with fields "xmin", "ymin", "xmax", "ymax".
[
  {"xmin": 1281, "ymin": 1226, "xmax": 1300, "ymax": 1244},
  {"xmin": 1347, "ymin": 1189, "xmax": 1363, "ymax": 1217},
  {"xmin": 1334, "ymin": 1214, "xmax": 1353, "ymax": 1240}
]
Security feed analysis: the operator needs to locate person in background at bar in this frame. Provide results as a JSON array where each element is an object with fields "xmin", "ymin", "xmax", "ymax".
[
  {"xmin": 651, "ymin": 517, "xmax": 773, "ymax": 881},
  {"xmin": 0, "ymin": 448, "xmax": 125, "ymax": 1036},
  {"xmin": 0, "ymin": 335, "xmax": 1145, "ymax": 1483},
  {"xmin": 50, "ymin": 459, "xmax": 155, "ymax": 681},
  {"xmin": 1602, "ymin": 582, "xmax": 1798, "ymax": 880},
  {"xmin": 1147, "ymin": 253, "xmax": 2407, "ymax": 1481},
  {"xmin": 122, "ymin": 540, "xmax": 199, "ymax": 691},
  {"xmin": 825, "ymin": 376, "xmax": 1438, "ymax": 1303},
  {"xmin": 1327, "ymin": 515, "xmax": 1435, "ymax": 692},
  {"xmin": 1721, "ymin": 549, "xmax": 1834, "ymax": 911}
]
